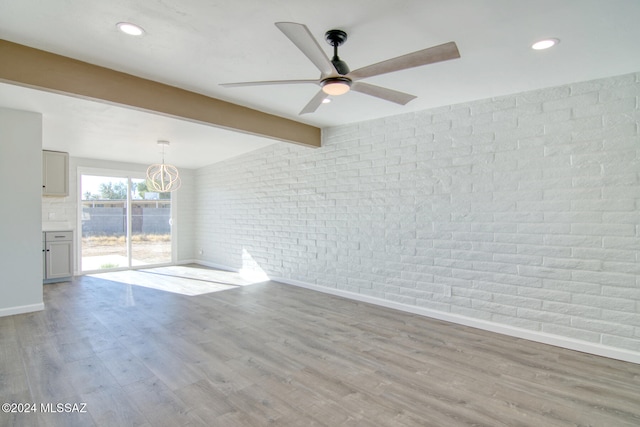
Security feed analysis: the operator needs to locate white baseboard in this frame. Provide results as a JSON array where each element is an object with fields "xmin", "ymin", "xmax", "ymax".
[
  {"xmin": 187, "ymin": 259, "xmax": 237, "ymax": 272},
  {"xmin": 0, "ymin": 302, "xmax": 45, "ymax": 318},
  {"xmin": 177, "ymin": 259, "xmax": 199, "ymax": 266},
  {"xmin": 191, "ymin": 261, "xmax": 640, "ymax": 364},
  {"xmin": 273, "ymin": 276, "xmax": 640, "ymax": 365}
]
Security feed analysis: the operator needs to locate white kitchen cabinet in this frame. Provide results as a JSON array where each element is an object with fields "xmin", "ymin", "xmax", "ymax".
[
  {"xmin": 42, "ymin": 150, "xmax": 69, "ymax": 196},
  {"xmin": 43, "ymin": 231, "xmax": 73, "ymax": 283}
]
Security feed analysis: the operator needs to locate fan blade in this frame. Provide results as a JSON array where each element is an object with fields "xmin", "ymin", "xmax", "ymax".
[
  {"xmin": 299, "ymin": 90, "xmax": 328, "ymax": 115},
  {"xmin": 220, "ymin": 79, "xmax": 317, "ymax": 88},
  {"xmin": 275, "ymin": 22, "xmax": 337, "ymax": 76},
  {"xmin": 351, "ymin": 82, "xmax": 416, "ymax": 105},
  {"xmin": 349, "ymin": 41, "xmax": 460, "ymax": 80}
]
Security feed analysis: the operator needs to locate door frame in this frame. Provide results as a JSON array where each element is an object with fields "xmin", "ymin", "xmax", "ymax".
[{"xmin": 77, "ymin": 166, "xmax": 178, "ymax": 273}]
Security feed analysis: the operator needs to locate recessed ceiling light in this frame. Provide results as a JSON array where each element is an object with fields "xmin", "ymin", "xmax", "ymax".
[
  {"xmin": 322, "ymin": 98, "xmax": 331, "ymax": 104},
  {"xmin": 531, "ymin": 38, "xmax": 559, "ymax": 50},
  {"xmin": 117, "ymin": 22, "xmax": 145, "ymax": 36}
]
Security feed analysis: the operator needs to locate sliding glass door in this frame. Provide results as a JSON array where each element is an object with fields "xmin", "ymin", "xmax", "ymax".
[
  {"xmin": 79, "ymin": 171, "xmax": 173, "ymax": 272},
  {"xmin": 130, "ymin": 178, "xmax": 172, "ymax": 266}
]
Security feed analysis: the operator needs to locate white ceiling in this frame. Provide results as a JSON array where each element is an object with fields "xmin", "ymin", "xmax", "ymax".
[{"xmin": 1, "ymin": 0, "xmax": 639, "ymax": 169}]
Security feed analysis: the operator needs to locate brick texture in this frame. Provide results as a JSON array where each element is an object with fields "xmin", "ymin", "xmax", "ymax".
[{"xmin": 195, "ymin": 72, "xmax": 640, "ymax": 353}]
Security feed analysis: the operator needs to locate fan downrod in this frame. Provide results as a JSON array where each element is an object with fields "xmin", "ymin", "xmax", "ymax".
[{"xmin": 325, "ymin": 29, "xmax": 350, "ymax": 75}]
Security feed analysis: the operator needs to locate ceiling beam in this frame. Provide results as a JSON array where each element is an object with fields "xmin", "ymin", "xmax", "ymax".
[{"xmin": 0, "ymin": 39, "xmax": 321, "ymax": 148}]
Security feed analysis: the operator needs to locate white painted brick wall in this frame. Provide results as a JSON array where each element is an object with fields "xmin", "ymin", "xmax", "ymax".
[{"xmin": 195, "ymin": 72, "xmax": 640, "ymax": 354}]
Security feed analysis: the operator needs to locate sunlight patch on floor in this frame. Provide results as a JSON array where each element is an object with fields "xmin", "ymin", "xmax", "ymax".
[{"xmin": 89, "ymin": 265, "xmax": 267, "ymax": 296}]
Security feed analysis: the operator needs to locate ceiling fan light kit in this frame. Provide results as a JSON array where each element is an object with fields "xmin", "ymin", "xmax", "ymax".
[
  {"xmin": 221, "ymin": 22, "xmax": 460, "ymax": 114},
  {"xmin": 321, "ymin": 77, "xmax": 351, "ymax": 95}
]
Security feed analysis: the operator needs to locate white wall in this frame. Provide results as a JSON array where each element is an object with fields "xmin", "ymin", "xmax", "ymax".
[
  {"xmin": 0, "ymin": 108, "xmax": 43, "ymax": 316},
  {"xmin": 195, "ymin": 72, "xmax": 640, "ymax": 362},
  {"xmin": 42, "ymin": 156, "xmax": 195, "ymax": 270}
]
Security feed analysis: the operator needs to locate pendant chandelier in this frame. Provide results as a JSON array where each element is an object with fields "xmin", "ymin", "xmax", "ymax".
[{"xmin": 146, "ymin": 140, "xmax": 181, "ymax": 192}]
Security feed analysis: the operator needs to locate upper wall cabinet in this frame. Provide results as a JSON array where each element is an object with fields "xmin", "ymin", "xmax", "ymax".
[{"xmin": 42, "ymin": 150, "xmax": 69, "ymax": 197}]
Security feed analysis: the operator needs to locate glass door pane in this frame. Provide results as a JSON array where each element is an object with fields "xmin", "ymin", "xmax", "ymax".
[
  {"xmin": 81, "ymin": 175, "xmax": 128, "ymax": 271},
  {"xmin": 130, "ymin": 178, "xmax": 172, "ymax": 266}
]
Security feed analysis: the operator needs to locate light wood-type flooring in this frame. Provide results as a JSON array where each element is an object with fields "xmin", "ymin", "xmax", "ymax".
[{"xmin": 1, "ymin": 266, "xmax": 639, "ymax": 426}]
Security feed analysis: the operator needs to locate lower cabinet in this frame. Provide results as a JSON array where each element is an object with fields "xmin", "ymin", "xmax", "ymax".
[{"xmin": 43, "ymin": 231, "xmax": 73, "ymax": 283}]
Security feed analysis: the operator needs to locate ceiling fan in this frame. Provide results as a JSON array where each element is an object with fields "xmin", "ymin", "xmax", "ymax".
[{"xmin": 221, "ymin": 22, "xmax": 460, "ymax": 115}]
